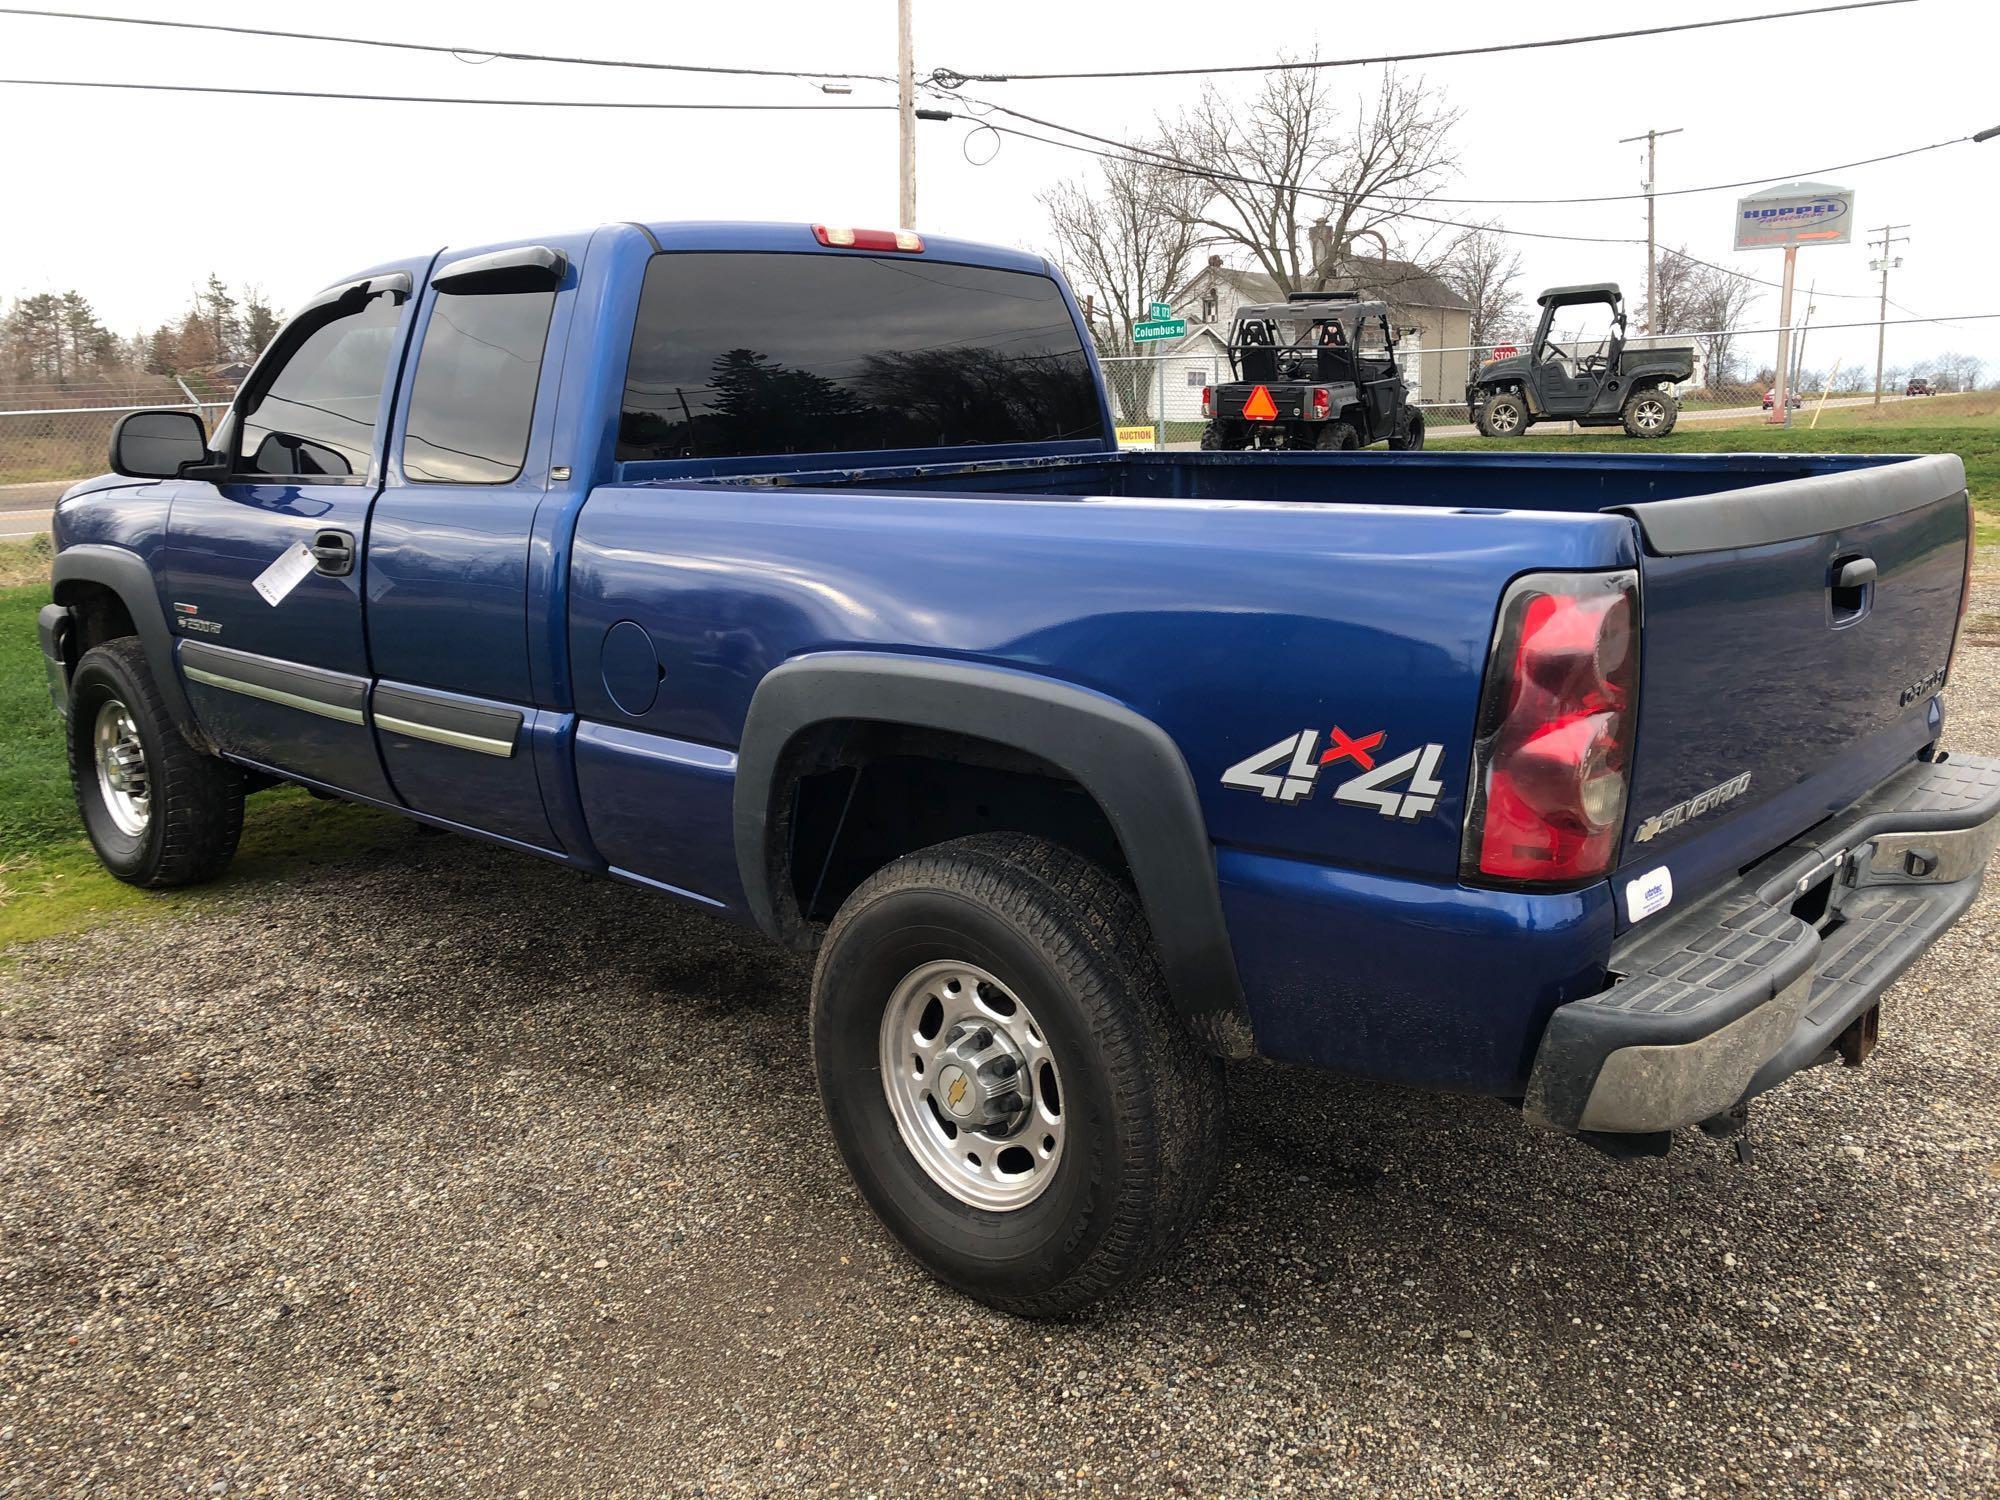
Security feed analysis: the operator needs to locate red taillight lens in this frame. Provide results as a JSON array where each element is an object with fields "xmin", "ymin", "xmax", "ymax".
[
  {"xmin": 1463, "ymin": 571, "xmax": 1640, "ymax": 887},
  {"xmin": 1311, "ymin": 387, "xmax": 1331, "ymax": 417},
  {"xmin": 811, "ymin": 224, "xmax": 924, "ymax": 253},
  {"xmin": 1201, "ymin": 385, "xmax": 1212, "ymax": 418}
]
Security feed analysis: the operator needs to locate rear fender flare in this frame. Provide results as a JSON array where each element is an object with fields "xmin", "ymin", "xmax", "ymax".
[
  {"xmin": 51, "ymin": 543, "xmax": 203, "ymax": 743},
  {"xmin": 734, "ymin": 652, "xmax": 1256, "ymax": 1057}
]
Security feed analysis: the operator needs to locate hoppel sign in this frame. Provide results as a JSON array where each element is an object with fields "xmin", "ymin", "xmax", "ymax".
[{"xmin": 1734, "ymin": 182, "xmax": 1855, "ymax": 251}]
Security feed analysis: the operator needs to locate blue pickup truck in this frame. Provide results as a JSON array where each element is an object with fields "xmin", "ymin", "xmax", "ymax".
[{"xmin": 38, "ymin": 221, "xmax": 1997, "ymax": 1314}]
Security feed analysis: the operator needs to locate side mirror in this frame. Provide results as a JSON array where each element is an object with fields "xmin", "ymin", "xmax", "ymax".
[{"xmin": 109, "ymin": 409, "xmax": 210, "ymax": 479}]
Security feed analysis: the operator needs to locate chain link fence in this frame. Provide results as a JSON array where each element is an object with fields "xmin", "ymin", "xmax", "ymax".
[
  {"xmin": 1099, "ymin": 313, "xmax": 1974, "ymax": 444},
  {"xmin": 0, "ymin": 384, "xmax": 234, "ymax": 490},
  {"xmin": 0, "ymin": 310, "xmax": 1977, "ymax": 487}
]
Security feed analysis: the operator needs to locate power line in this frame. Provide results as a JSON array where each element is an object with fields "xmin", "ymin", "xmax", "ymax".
[
  {"xmin": 0, "ymin": 77, "xmax": 900, "ymax": 111},
  {"xmin": 0, "ymin": 6, "xmax": 886, "ymax": 84},
  {"xmin": 955, "ymin": 115, "xmax": 1650, "ymax": 246},
  {"xmin": 929, "ymin": 0, "xmax": 1914, "ymax": 83},
  {"xmin": 949, "ymin": 93, "xmax": 1975, "ymax": 209}
]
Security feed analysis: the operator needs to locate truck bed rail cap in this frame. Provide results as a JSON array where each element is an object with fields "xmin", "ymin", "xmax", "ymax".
[{"xmin": 1611, "ymin": 453, "xmax": 1966, "ymax": 555}]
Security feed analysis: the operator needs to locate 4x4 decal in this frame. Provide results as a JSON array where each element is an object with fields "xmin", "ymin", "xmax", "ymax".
[{"xmin": 1221, "ymin": 726, "xmax": 1446, "ymax": 821}]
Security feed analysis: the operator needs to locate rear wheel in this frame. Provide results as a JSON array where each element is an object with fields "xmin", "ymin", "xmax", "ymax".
[
  {"xmin": 1312, "ymin": 421, "xmax": 1361, "ymax": 451},
  {"xmin": 1622, "ymin": 385, "xmax": 1678, "ymax": 438},
  {"xmin": 811, "ymin": 833, "xmax": 1225, "ymax": 1317},
  {"xmin": 68, "ymin": 638, "xmax": 242, "ymax": 887},
  {"xmin": 1478, "ymin": 391, "xmax": 1530, "ymax": 437},
  {"xmin": 1387, "ymin": 409, "xmax": 1426, "ymax": 450},
  {"xmin": 1200, "ymin": 423, "xmax": 1245, "ymax": 451}
]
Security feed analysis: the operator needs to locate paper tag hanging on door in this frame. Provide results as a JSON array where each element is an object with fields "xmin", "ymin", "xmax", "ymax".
[{"xmin": 252, "ymin": 541, "xmax": 319, "ymax": 606}]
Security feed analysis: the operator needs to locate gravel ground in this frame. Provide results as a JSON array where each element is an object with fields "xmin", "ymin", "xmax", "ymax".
[{"xmin": 4, "ymin": 586, "xmax": 2000, "ymax": 1498}]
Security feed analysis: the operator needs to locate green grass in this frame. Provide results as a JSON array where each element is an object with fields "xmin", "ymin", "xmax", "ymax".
[
  {"xmin": 0, "ymin": 537, "xmax": 415, "ymax": 955},
  {"xmin": 1431, "ymin": 392, "xmax": 2000, "ymax": 547}
]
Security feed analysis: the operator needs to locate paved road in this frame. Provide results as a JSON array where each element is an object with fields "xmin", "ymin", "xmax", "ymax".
[
  {"xmin": 0, "ymin": 482, "xmax": 67, "ymax": 539},
  {"xmin": 2, "ymin": 585, "xmax": 1998, "ymax": 1496}
]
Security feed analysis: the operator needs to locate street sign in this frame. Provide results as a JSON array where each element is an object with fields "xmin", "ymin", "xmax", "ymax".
[
  {"xmin": 1132, "ymin": 318, "xmax": 1186, "ymax": 343},
  {"xmin": 1734, "ymin": 180, "xmax": 1855, "ymax": 250},
  {"xmin": 1148, "ymin": 300, "xmax": 1173, "ymax": 320}
]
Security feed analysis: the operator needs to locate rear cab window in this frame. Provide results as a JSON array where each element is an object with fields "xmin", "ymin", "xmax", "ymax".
[{"xmin": 616, "ymin": 251, "xmax": 1105, "ymax": 462}]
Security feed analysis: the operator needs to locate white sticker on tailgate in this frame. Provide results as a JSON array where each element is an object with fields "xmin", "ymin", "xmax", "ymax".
[
  {"xmin": 1625, "ymin": 865, "xmax": 1674, "ymax": 924},
  {"xmin": 252, "ymin": 541, "xmax": 319, "ymax": 607}
]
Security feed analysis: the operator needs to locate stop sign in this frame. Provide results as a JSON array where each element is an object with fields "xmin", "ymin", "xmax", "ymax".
[{"xmin": 1491, "ymin": 344, "xmax": 1518, "ymax": 360}]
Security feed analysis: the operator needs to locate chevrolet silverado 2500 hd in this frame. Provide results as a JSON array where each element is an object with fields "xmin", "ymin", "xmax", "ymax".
[{"xmin": 38, "ymin": 221, "xmax": 1996, "ymax": 1315}]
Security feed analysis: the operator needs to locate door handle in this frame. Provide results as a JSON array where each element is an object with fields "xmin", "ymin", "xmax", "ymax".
[
  {"xmin": 1834, "ymin": 556, "xmax": 1877, "ymax": 590},
  {"xmin": 311, "ymin": 528, "xmax": 355, "ymax": 578}
]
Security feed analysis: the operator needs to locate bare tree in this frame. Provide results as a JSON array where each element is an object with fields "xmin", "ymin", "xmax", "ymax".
[
  {"xmin": 1686, "ymin": 267, "xmax": 1759, "ymax": 393},
  {"xmin": 1163, "ymin": 65, "xmax": 1461, "ymax": 294},
  {"xmin": 1039, "ymin": 152, "xmax": 1207, "ymax": 357},
  {"xmin": 1645, "ymin": 247, "xmax": 1710, "ymax": 337},
  {"xmin": 1932, "ymin": 351, "xmax": 1985, "ymax": 392},
  {"xmin": 1442, "ymin": 228, "xmax": 1524, "ymax": 350}
]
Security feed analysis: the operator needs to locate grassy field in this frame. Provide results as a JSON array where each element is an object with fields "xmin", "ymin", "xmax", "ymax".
[
  {"xmin": 0, "ymin": 536, "xmax": 410, "ymax": 954},
  {"xmin": 1431, "ymin": 391, "xmax": 2000, "ymax": 544}
]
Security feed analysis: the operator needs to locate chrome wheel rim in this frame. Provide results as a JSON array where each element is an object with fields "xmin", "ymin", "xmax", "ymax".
[
  {"xmin": 1634, "ymin": 398, "xmax": 1666, "ymax": 429},
  {"xmin": 93, "ymin": 697, "xmax": 151, "ymax": 837},
  {"xmin": 879, "ymin": 960, "xmax": 1065, "ymax": 1211},
  {"xmin": 1490, "ymin": 403, "xmax": 1520, "ymax": 433}
]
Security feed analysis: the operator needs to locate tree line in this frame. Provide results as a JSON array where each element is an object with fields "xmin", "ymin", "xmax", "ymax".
[{"xmin": 1, "ymin": 275, "xmax": 281, "ymax": 394}]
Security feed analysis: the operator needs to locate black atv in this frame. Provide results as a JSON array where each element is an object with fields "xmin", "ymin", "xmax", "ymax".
[
  {"xmin": 1201, "ymin": 293, "xmax": 1424, "ymax": 452},
  {"xmin": 1467, "ymin": 283, "xmax": 1693, "ymax": 439}
]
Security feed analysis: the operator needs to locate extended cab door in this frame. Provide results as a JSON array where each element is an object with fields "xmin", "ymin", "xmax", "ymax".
[
  {"xmin": 361, "ymin": 240, "xmax": 580, "ymax": 854},
  {"xmin": 161, "ymin": 267, "xmax": 424, "ymax": 800}
]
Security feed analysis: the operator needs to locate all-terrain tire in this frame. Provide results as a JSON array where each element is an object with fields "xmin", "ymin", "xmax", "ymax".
[
  {"xmin": 1621, "ymin": 385, "xmax": 1679, "ymax": 438},
  {"xmin": 1387, "ymin": 409, "xmax": 1426, "ymax": 450},
  {"xmin": 1477, "ymin": 391, "xmax": 1530, "ymax": 437},
  {"xmin": 811, "ymin": 833, "xmax": 1225, "ymax": 1317},
  {"xmin": 67, "ymin": 637, "xmax": 243, "ymax": 887},
  {"xmin": 1313, "ymin": 421, "xmax": 1361, "ymax": 451}
]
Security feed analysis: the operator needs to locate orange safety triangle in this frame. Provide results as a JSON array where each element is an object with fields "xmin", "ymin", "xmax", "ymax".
[{"xmin": 1242, "ymin": 384, "xmax": 1278, "ymax": 420}]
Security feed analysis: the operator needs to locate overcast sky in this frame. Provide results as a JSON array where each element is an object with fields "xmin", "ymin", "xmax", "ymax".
[{"xmin": 3, "ymin": 0, "xmax": 1996, "ymax": 376}]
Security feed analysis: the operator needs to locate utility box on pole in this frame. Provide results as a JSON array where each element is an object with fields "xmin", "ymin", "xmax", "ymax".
[{"xmin": 1735, "ymin": 181, "xmax": 1854, "ymax": 427}]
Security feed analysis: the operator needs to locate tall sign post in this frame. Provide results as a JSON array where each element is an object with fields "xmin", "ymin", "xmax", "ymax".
[
  {"xmin": 1735, "ymin": 181, "xmax": 1854, "ymax": 428},
  {"xmin": 1132, "ymin": 301, "xmax": 1186, "ymax": 448}
]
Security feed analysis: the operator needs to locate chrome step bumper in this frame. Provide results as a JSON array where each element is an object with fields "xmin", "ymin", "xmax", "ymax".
[{"xmin": 1525, "ymin": 752, "xmax": 2000, "ymax": 1136}]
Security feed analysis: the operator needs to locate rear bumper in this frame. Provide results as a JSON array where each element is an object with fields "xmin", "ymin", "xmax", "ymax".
[{"xmin": 1525, "ymin": 752, "xmax": 2000, "ymax": 1136}]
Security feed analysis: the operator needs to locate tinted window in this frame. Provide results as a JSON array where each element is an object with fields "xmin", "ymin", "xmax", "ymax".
[
  {"xmin": 239, "ymin": 292, "xmax": 401, "ymax": 479},
  {"xmin": 618, "ymin": 252, "xmax": 1104, "ymax": 461},
  {"xmin": 403, "ymin": 286, "xmax": 556, "ymax": 484}
]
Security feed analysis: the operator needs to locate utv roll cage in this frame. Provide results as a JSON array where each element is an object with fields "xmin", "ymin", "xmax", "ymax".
[{"xmin": 1225, "ymin": 294, "xmax": 1397, "ymax": 386}]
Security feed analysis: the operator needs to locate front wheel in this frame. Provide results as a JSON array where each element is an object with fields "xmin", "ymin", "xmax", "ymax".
[
  {"xmin": 1477, "ymin": 391, "xmax": 1530, "ymax": 437},
  {"xmin": 811, "ymin": 834, "xmax": 1225, "ymax": 1317},
  {"xmin": 68, "ymin": 638, "xmax": 243, "ymax": 887},
  {"xmin": 1622, "ymin": 386, "xmax": 1679, "ymax": 437}
]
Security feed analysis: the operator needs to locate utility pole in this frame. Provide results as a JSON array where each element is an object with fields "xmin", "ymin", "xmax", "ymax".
[
  {"xmin": 897, "ymin": 0, "xmax": 917, "ymax": 229},
  {"xmin": 1868, "ymin": 222, "xmax": 1909, "ymax": 404},
  {"xmin": 1619, "ymin": 126, "xmax": 1682, "ymax": 337}
]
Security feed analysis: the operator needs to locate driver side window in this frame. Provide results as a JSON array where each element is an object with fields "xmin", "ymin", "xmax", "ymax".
[{"xmin": 237, "ymin": 292, "xmax": 402, "ymax": 480}]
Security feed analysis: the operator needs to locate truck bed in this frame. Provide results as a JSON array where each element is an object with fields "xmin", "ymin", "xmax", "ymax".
[{"xmin": 656, "ymin": 446, "xmax": 1923, "ymax": 514}]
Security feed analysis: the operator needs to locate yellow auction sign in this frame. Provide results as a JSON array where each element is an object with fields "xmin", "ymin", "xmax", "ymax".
[{"xmin": 1115, "ymin": 425, "xmax": 1158, "ymax": 448}]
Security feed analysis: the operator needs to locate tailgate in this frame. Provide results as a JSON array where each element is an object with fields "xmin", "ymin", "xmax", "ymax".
[{"xmin": 1611, "ymin": 454, "xmax": 1971, "ymax": 921}]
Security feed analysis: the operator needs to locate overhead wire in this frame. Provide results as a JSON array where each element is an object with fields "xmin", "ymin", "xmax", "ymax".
[{"xmin": 926, "ymin": 0, "xmax": 1913, "ymax": 83}]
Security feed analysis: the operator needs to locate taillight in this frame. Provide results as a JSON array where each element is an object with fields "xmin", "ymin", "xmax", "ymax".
[
  {"xmin": 1200, "ymin": 385, "xmax": 1212, "ymax": 418},
  {"xmin": 1462, "ymin": 570, "xmax": 1640, "ymax": 887},
  {"xmin": 812, "ymin": 224, "xmax": 924, "ymax": 253},
  {"xmin": 1311, "ymin": 387, "xmax": 1331, "ymax": 417}
]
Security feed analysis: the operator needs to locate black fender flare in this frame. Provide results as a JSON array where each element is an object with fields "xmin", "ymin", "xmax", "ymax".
[
  {"xmin": 50, "ymin": 543, "xmax": 204, "ymax": 743},
  {"xmin": 734, "ymin": 652, "xmax": 1256, "ymax": 1057}
]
